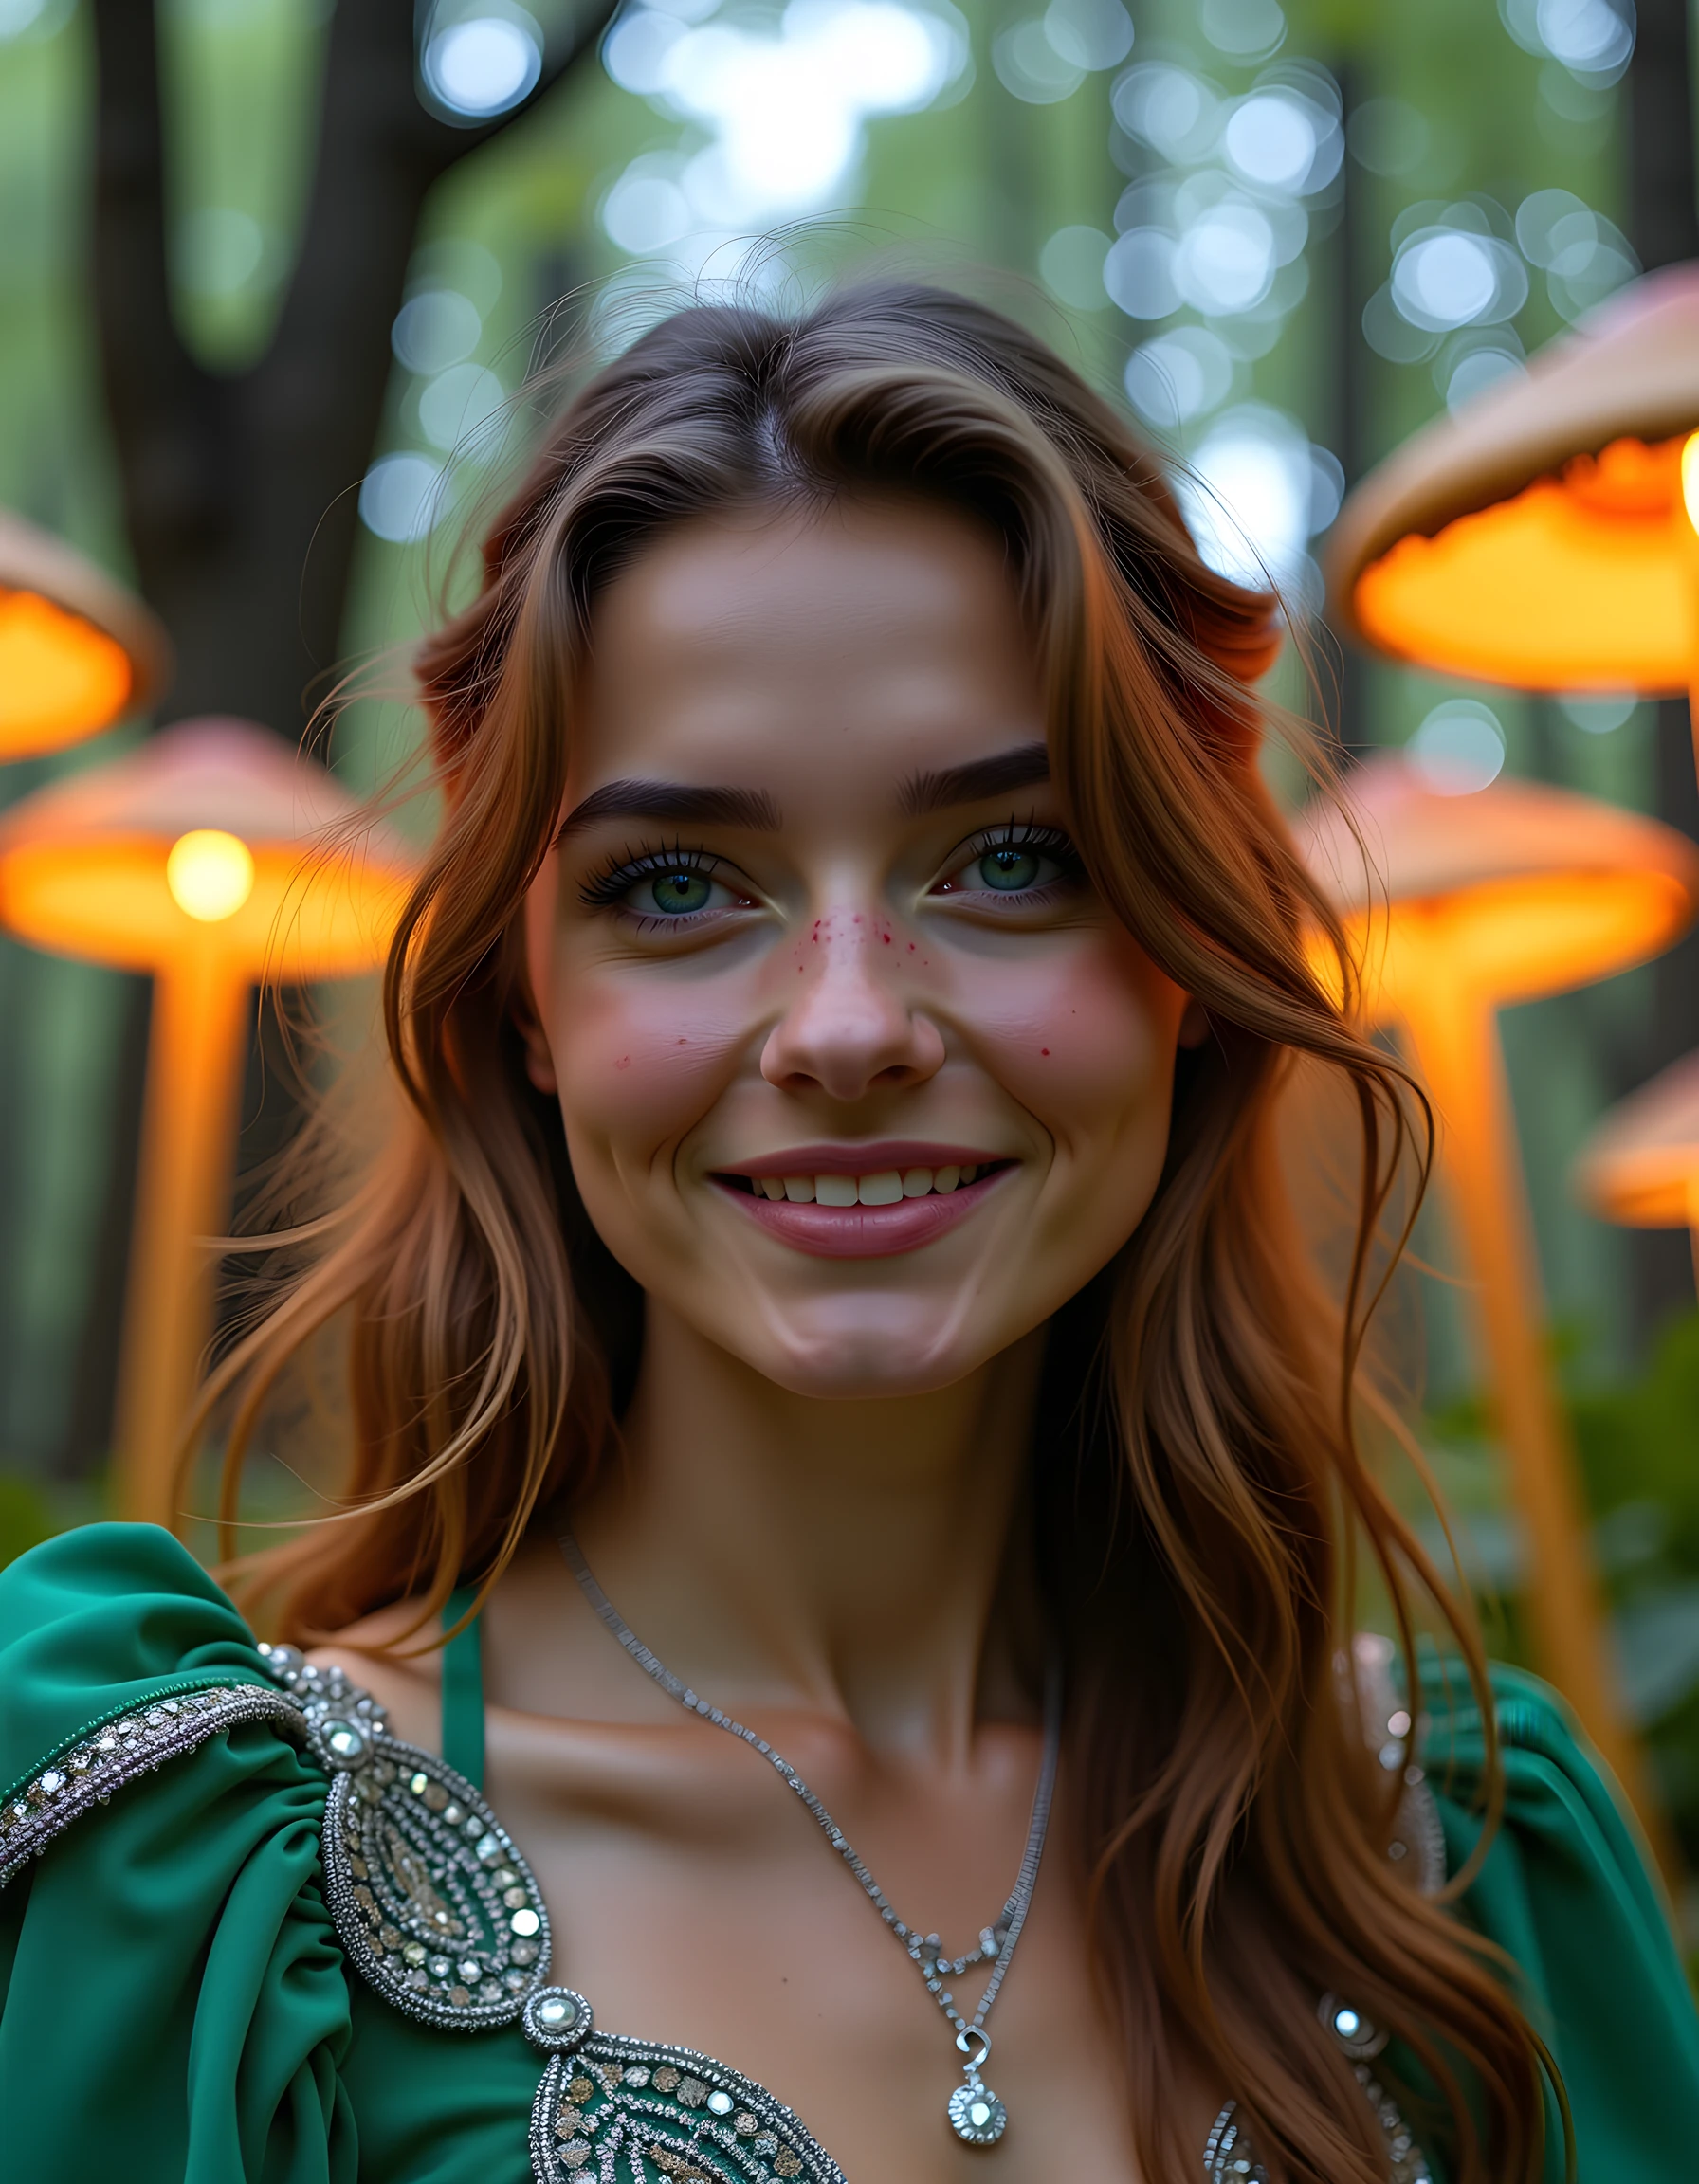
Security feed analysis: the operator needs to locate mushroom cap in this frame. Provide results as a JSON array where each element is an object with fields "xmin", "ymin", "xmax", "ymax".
[
  {"xmin": 1575, "ymin": 1049, "xmax": 1699, "ymax": 1227},
  {"xmin": 0, "ymin": 717, "xmax": 417, "ymax": 978},
  {"xmin": 0, "ymin": 511, "xmax": 172, "ymax": 756},
  {"xmin": 1300, "ymin": 753, "xmax": 1699, "ymax": 1013},
  {"xmin": 1324, "ymin": 266, "xmax": 1699, "ymax": 692}
]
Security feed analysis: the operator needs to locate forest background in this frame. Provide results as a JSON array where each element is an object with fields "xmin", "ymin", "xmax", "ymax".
[{"xmin": 6, "ymin": 0, "xmax": 1699, "ymax": 1876}]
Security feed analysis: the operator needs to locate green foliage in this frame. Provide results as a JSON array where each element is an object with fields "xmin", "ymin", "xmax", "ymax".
[
  {"xmin": 0, "ymin": 1470, "xmax": 54, "ymax": 1570},
  {"xmin": 1570, "ymin": 1312, "xmax": 1699, "ymax": 1540},
  {"xmin": 1423, "ymin": 1311, "xmax": 1699, "ymax": 1865}
]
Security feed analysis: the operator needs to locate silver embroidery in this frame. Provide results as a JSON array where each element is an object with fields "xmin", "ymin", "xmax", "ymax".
[
  {"xmin": 525, "ymin": 1993, "xmax": 845, "ymax": 2184},
  {"xmin": 256, "ymin": 1642, "xmax": 552, "ymax": 2032},
  {"xmin": 0, "ymin": 1683, "xmax": 304, "ymax": 1887}
]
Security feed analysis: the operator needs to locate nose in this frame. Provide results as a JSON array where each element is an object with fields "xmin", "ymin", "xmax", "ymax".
[{"xmin": 760, "ymin": 913, "xmax": 945, "ymax": 1101}]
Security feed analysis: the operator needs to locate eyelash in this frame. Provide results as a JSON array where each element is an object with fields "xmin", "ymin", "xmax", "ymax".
[
  {"xmin": 577, "ymin": 843, "xmax": 730, "ymax": 911},
  {"xmin": 941, "ymin": 820, "xmax": 1085, "ymax": 891}
]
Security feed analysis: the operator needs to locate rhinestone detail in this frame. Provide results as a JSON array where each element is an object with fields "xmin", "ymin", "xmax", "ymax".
[
  {"xmin": 0, "ymin": 1684, "xmax": 304, "ymax": 1888},
  {"xmin": 254, "ymin": 1642, "xmax": 552, "ymax": 2033},
  {"xmin": 528, "ymin": 2029, "xmax": 843, "ymax": 2184}
]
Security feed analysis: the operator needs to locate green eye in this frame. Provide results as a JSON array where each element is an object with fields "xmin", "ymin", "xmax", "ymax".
[
  {"xmin": 647, "ymin": 869, "xmax": 713, "ymax": 915},
  {"xmin": 977, "ymin": 846, "xmax": 1043, "ymax": 891}
]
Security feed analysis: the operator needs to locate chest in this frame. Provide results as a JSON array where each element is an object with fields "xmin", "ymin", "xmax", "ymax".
[
  {"xmin": 289, "ymin": 1643, "xmax": 1423, "ymax": 2184},
  {"xmin": 496, "ymin": 1763, "xmax": 1150, "ymax": 2184},
  {"xmin": 303, "ymin": 1647, "xmax": 1159, "ymax": 2184}
]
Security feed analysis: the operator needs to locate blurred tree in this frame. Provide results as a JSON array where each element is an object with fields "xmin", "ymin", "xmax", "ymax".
[
  {"xmin": 55, "ymin": 1, "xmax": 618, "ymax": 1486},
  {"xmin": 1625, "ymin": 0, "xmax": 1699, "ymax": 1338},
  {"xmin": 90, "ymin": 0, "xmax": 617, "ymax": 738}
]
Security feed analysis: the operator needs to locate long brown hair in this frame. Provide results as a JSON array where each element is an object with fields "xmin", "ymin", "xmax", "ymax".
[{"xmin": 207, "ymin": 282, "xmax": 1548, "ymax": 2182}]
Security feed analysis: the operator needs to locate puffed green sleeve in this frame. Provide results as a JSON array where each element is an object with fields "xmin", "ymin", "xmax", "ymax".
[
  {"xmin": 0, "ymin": 1521, "xmax": 357, "ymax": 2184},
  {"xmin": 1423, "ymin": 1657, "xmax": 1699, "ymax": 2181}
]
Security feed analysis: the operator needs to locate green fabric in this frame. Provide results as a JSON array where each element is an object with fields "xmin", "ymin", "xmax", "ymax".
[
  {"xmin": 442, "ymin": 1587, "xmax": 485, "ymax": 1792},
  {"xmin": 1413, "ymin": 1652, "xmax": 1699, "ymax": 2177},
  {"xmin": 1, "ymin": 1522, "xmax": 1697, "ymax": 2182}
]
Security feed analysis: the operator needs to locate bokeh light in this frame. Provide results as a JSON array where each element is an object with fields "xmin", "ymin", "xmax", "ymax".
[
  {"xmin": 1198, "ymin": 0, "xmax": 1285, "ymax": 63},
  {"xmin": 1038, "ymin": 225, "xmax": 1112, "ymax": 311},
  {"xmin": 1124, "ymin": 325, "xmax": 1237, "ymax": 428},
  {"xmin": 600, "ymin": 0, "xmax": 966, "ymax": 238},
  {"xmin": 1177, "ymin": 402, "xmax": 1339, "ymax": 602},
  {"xmin": 359, "ymin": 452, "xmax": 448, "ymax": 543},
  {"xmin": 1407, "ymin": 700, "xmax": 1508, "ymax": 794},
  {"xmin": 1500, "ymin": 0, "xmax": 1635, "ymax": 83},
  {"xmin": 1559, "ymin": 695, "xmax": 1638, "ymax": 735},
  {"xmin": 417, "ymin": 362, "xmax": 507, "ymax": 454},
  {"xmin": 424, "ymin": 9, "xmax": 544, "ymax": 117},
  {"xmin": 391, "ymin": 288, "xmax": 483, "ymax": 374},
  {"xmin": 164, "ymin": 830, "xmax": 256, "ymax": 924}
]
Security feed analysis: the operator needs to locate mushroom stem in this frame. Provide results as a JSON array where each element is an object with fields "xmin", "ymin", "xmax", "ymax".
[
  {"xmin": 1398, "ymin": 975, "xmax": 1675, "ymax": 1875},
  {"xmin": 112, "ymin": 944, "xmax": 249, "ymax": 1525}
]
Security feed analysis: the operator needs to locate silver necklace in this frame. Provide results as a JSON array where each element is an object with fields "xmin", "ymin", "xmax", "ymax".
[{"xmin": 559, "ymin": 1531, "xmax": 1063, "ymax": 2150}]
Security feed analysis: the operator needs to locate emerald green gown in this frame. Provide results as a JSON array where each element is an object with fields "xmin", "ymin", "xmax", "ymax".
[{"xmin": 1, "ymin": 1520, "xmax": 1696, "ymax": 2182}]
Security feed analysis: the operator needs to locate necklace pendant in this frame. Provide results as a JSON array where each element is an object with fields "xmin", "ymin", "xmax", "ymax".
[{"xmin": 947, "ymin": 2078, "xmax": 1008, "ymax": 2147}]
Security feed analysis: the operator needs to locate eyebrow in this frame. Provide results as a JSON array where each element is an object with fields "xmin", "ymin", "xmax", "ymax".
[
  {"xmin": 555, "ymin": 779, "xmax": 782, "ymax": 844},
  {"xmin": 899, "ymin": 742, "xmax": 1050, "ymax": 816}
]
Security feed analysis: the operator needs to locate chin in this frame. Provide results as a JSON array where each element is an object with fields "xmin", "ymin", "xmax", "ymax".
[{"xmin": 737, "ymin": 1298, "xmax": 1003, "ymax": 1402}]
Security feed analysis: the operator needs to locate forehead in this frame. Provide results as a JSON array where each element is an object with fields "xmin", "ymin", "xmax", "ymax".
[{"xmin": 568, "ymin": 497, "xmax": 1046, "ymax": 802}]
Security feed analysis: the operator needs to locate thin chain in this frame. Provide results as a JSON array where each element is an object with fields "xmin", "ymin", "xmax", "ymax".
[{"xmin": 559, "ymin": 1530, "xmax": 1062, "ymax": 2050}]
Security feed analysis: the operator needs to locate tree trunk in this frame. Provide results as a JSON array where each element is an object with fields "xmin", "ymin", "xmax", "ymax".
[{"xmin": 90, "ymin": 0, "xmax": 617, "ymax": 737}]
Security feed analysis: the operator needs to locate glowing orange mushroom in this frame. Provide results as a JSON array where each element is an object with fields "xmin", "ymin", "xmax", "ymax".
[
  {"xmin": 0, "ymin": 511, "xmax": 170, "ymax": 756},
  {"xmin": 0, "ymin": 718, "xmax": 415, "ymax": 1523},
  {"xmin": 1304, "ymin": 755, "xmax": 1699, "ymax": 1809},
  {"xmin": 1326, "ymin": 266, "xmax": 1699, "ymax": 729},
  {"xmin": 1575, "ymin": 1052, "xmax": 1699, "ymax": 1287}
]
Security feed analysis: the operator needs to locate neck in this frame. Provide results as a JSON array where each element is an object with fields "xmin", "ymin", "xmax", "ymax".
[{"xmin": 571, "ymin": 1302, "xmax": 1047, "ymax": 1768}]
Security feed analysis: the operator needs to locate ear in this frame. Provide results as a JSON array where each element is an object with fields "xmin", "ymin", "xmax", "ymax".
[
  {"xmin": 510, "ymin": 971, "xmax": 559, "ymax": 1095},
  {"xmin": 1177, "ymin": 994, "xmax": 1210, "ymax": 1049}
]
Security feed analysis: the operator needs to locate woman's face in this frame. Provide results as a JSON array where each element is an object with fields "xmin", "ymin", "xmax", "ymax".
[{"xmin": 521, "ymin": 497, "xmax": 1197, "ymax": 1399}]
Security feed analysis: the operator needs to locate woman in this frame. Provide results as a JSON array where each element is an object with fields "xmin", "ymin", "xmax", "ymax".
[{"xmin": 1, "ymin": 284, "xmax": 1694, "ymax": 2184}]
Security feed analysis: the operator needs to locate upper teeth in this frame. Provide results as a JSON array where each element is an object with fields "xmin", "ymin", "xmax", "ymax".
[{"xmin": 754, "ymin": 1165, "xmax": 979, "ymax": 1206}]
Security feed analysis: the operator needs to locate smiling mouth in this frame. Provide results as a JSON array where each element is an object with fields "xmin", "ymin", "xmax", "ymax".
[
  {"xmin": 709, "ymin": 1154, "xmax": 1015, "ymax": 1260},
  {"xmin": 719, "ymin": 1160, "xmax": 1005, "ymax": 1206}
]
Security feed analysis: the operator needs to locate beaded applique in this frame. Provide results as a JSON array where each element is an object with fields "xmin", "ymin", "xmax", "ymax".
[
  {"xmin": 256, "ymin": 1642, "xmax": 555, "ymax": 2031},
  {"xmin": 523, "ymin": 1987, "xmax": 845, "ymax": 2183},
  {"xmin": 252, "ymin": 1647, "xmax": 847, "ymax": 2183},
  {"xmin": 0, "ymin": 1681, "xmax": 303, "ymax": 1887}
]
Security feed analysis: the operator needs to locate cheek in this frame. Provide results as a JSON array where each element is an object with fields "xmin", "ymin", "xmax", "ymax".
[
  {"xmin": 956, "ymin": 931, "xmax": 1182, "ymax": 1141},
  {"xmin": 550, "ymin": 969, "xmax": 753, "ymax": 1164}
]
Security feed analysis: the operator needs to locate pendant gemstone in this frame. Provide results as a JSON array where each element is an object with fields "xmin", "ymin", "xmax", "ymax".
[{"xmin": 948, "ymin": 2081, "xmax": 1008, "ymax": 2146}]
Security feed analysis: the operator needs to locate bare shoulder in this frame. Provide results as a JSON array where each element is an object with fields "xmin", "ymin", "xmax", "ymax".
[{"xmin": 305, "ymin": 1595, "xmax": 443, "ymax": 1754}]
